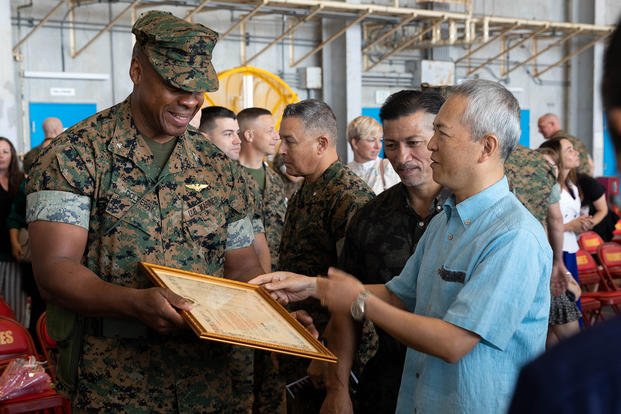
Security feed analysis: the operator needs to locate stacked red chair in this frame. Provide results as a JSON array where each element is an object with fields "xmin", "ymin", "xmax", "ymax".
[
  {"xmin": 0, "ymin": 316, "xmax": 67, "ymax": 413},
  {"xmin": 578, "ymin": 231, "xmax": 605, "ymax": 256},
  {"xmin": 576, "ymin": 249, "xmax": 621, "ymax": 325}
]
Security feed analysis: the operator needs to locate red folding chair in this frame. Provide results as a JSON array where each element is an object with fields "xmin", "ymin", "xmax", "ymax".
[
  {"xmin": 578, "ymin": 231, "xmax": 605, "ymax": 256},
  {"xmin": 576, "ymin": 249, "xmax": 621, "ymax": 323},
  {"xmin": 580, "ymin": 297, "xmax": 603, "ymax": 328},
  {"xmin": 0, "ymin": 301, "xmax": 15, "ymax": 321},
  {"xmin": 35, "ymin": 313, "xmax": 57, "ymax": 381},
  {"xmin": 0, "ymin": 316, "xmax": 67, "ymax": 413},
  {"xmin": 597, "ymin": 242, "xmax": 621, "ymax": 286},
  {"xmin": 612, "ymin": 218, "xmax": 621, "ymax": 243}
]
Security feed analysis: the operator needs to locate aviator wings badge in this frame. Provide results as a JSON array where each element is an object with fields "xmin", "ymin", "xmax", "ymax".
[{"xmin": 185, "ymin": 183, "xmax": 209, "ymax": 191}]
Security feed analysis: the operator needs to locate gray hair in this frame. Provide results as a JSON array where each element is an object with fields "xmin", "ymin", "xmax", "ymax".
[
  {"xmin": 451, "ymin": 79, "xmax": 521, "ymax": 160},
  {"xmin": 282, "ymin": 99, "xmax": 338, "ymax": 145}
]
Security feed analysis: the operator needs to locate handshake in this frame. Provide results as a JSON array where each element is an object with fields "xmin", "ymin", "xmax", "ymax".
[{"xmin": 250, "ymin": 268, "xmax": 367, "ymax": 320}]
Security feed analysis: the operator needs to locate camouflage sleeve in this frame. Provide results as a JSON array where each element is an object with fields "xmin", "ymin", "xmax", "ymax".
[
  {"xmin": 251, "ymin": 217, "xmax": 265, "ymax": 234},
  {"xmin": 26, "ymin": 191, "xmax": 91, "ymax": 229},
  {"xmin": 26, "ymin": 139, "xmax": 95, "ymax": 228},
  {"xmin": 330, "ymin": 189, "xmax": 374, "ymax": 250},
  {"xmin": 548, "ymin": 183, "xmax": 561, "ymax": 205},
  {"xmin": 338, "ymin": 208, "xmax": 365, "ymax": 278},
  {"xmin": 225, "ymin": 216, "xmax": 254, "ymax": 250},
  {"xmin": 223, "ymin": 160, "xmax": 256, "ymax": 229}
]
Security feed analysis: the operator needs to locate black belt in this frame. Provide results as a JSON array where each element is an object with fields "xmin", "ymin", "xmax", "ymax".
[{"xmin": 86, "ymin": 317, "xmax": 150, "ymax": 339}]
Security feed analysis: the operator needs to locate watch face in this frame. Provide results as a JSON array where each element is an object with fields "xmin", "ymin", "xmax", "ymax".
[{"xmin": 350, "ymin": 300, "xmax": 363, "ymax": 321}]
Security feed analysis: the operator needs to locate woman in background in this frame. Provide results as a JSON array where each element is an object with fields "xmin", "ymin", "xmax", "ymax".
[
  {"xmin": 0, "ymin": 137, "xmax": 26, "ymax": 324},
  {"xmin": 539, "ymin": 139, "xmax": 584, "ymax": 345},
  {"xmin": 346, "ymin": 116, "xmax": 399, "ymax": 195}
]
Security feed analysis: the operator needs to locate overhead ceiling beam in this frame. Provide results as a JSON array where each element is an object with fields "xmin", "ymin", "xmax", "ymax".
[
  {"xmin": 362, "ymin": 13, "xmax": 417, "ymax": 53},
  {"xmin": 220, "ymin": 1, "xmax": 267, "ymax": 40},
  {"xmin": 534, "ymin": 32, "xmax": 610, "ymax": 78},
  {"xmin": 245, "ymin": 5, "xmax": 323, "ymax": 65},
  {"xmin": 71, "ymin": 0, "xmax": 141, "ymax": 58},
  {"xmin": 12, "ymin": 0, "xmax": 64, "ymax": 57},
  {"xmin": 455, "ymin": 23, "xmax": 520, "ymax": 63},
  {"xmin": 365, "ymin": 19, "xmax": 441, "ymax": 72},
  {"xmin": 291, "ymin": 10, "xmax": 371, "ymax": 67},
  {"xmin": 185, "ymin": 0, "xmax": 211, "ymax": 20},
  {"xmin": 502, "ymin": 29, "xmax": 581, "ymax": 77},
  {"xmin": 466, "ymin": 25, "xmax": 548, "ymax": 76}
]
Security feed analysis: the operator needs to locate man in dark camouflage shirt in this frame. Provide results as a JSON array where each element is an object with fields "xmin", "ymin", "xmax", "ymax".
[
  {"xmin": 317, "ymin": 90, "xmax": 449, "ymax": 414},
  {"xmin": 277, "ymin": 99, "xmax": 374, "ymax": 412},
  {"xmin": 26, "ymin": 11, "xmax": 264, "ymax": 412}
]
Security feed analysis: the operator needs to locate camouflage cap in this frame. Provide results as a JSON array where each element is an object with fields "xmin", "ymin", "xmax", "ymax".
[{"xmin": 132, "ymin": 10, "xmax": 219, "ymax": 93}]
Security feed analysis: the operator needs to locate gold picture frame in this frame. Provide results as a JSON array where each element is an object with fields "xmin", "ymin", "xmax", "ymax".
[{"xmin": 139, "ymin": 262, "xmax": 336, "ymax": 363}]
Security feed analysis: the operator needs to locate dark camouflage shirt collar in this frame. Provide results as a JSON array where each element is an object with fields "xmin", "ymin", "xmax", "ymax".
[
  {"xmin": 397, "ymin": 183, "xmax": 450, "ymax": 217},
  {"xmin": 108, "ymin": 97, "xmax": 198, "ymax": 176},
  {"xmin": 299, "ymin": 159, "xmax": 343, "ymax": 193}
]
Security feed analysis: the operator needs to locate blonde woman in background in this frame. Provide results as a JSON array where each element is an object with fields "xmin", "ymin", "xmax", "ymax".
[{"xmin": 347, "ymin": 116, "xmax": 400, "ymax": 194}]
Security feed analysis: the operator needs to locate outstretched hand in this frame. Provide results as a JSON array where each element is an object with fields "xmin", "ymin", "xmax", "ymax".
[
  {"xmin": 249, "ymin": 272, "xmax": 317, "ymax": 304},
  {"xmin": 316, "ymin": 268, "xmax": 365, "ymax": 315},
  {"xmin": 132, "ymin": 287, "xmax": 194, "ymax": 334}
]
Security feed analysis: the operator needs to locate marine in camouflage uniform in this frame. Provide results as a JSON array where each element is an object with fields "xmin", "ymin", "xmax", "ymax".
[
  {"xmin": 26, "ymin": 11, "xmax": 260, "ymax": 413},
  {"xmin": 278, "ymin": 160, "xmax": 374, "ymax": 393},
  {"xmin": 505, "ymin": 144, "xmax": 558, "ymax": 223},
  {"xmin": 505, "ymin": 144, "xmax": 581, "ymax": 329},
  {"xmin": 242, "ymin": 164, "xmax": 286, "ymax": 271},
  {"xmin": 279, "ymin": 160, "xmax": 374, "ymax": 329},
  {"xmin": 338, "ymin": 184, "xmax": 449, "ymax": 414},
  {"xmin": 550, "ymin": 130, "xmax": 592, "ymax": 175}
]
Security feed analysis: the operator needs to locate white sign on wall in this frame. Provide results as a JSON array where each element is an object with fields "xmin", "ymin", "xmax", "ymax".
[{"xmin": 50, "ymin": 87, "xmax": 76, "ymax": 97}]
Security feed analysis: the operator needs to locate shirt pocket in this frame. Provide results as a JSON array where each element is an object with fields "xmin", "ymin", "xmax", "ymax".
[
  {"xmin": 437, "ymin": 266, "xmax": 466, "ymax": 284},
  {"xmin": 182, "ymin": 196, "xmax": 226, "ymax": 246},
  {"xmin": 103, "ymin": 187, "xmax": 157, "ymax": 236}
]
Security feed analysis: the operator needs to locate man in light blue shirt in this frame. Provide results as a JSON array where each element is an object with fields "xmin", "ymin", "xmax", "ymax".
[{"xmin": 252, "ymin": 79, "xmax": 552, "ymax": 413}]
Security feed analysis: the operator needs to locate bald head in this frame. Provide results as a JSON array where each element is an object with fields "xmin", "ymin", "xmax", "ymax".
[
  {"xmin": 42, "ymin": 117, "xmax": 63, "ymax": 140},
  {"xmin": 537, "ymin": 113, "xmax": 560, "ymax": 139}
]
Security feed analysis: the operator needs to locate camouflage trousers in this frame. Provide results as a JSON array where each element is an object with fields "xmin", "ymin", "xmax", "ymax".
[
  {"xmin": 72, "ymin": 335, "xmax": 254, "ymax": 413},
  {"xmin": 253, "ymin": 350, "xmax": 286, "ymax": 414}
]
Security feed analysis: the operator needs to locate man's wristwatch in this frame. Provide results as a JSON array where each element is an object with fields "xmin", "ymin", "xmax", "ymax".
[{"xmin": 350, "ymin": 290, "xmax": 370, "ymax": 321}]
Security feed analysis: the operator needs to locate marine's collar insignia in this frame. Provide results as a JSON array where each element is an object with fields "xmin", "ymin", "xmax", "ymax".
[{"xmin": 185, "ymin": 183, "xmax": 209, "ymax": 191}]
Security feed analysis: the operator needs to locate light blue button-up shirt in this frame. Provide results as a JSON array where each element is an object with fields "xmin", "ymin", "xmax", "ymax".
[{"xmin": 386, "ymin": 176, "xmax": 552, "ymax": 414}]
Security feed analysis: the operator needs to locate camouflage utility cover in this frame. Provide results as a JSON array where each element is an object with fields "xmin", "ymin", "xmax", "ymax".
[
  {"xmin": 505, "ymin": 144, "xmax": 558, "ymax": 223},
  {"xmin": 133, "ymin": 10, "xmax": 219, "ymax": 93}
]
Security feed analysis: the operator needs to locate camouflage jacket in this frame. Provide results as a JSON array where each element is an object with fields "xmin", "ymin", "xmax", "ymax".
[
  {"xmin": 551, "ymin": 130, "xmax": 591, "ymax": 175},
  {"xmin": 278, "ymin": 160, "xmax": 374, "ymax": 329},
  {"xmin": 242, "ymin": 163, "xmax": 286, "ymax": 270},
  {"xmin": 338, "ymin": 183, "xmax": 448, "ymax": 413},
  {"xmin": 25, "ymin": 98, "xmax": 255, "ymax": 411},
  {"xmin": 279, "ymin": 160, "xmax": 374, "ymax": 276},
  {"xmin": 26, "ymin": 98, "xmax": 253, "ymax": 285},
  {"xmin": 505, "ymin": 144, "xmax": 558, "ymax": 223}
]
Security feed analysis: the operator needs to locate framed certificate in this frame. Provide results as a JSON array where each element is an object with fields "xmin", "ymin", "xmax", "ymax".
[{"xmin": 139, "ymin": 262, "xmax": 336, "ymax": 363}]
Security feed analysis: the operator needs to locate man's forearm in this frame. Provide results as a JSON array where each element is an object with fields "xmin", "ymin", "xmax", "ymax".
[
  {"xmin": 322, "ymin": 314, "xmax": 357, "ymax": 391},
  {"xmin": 546, "ymin": 202, "xmax": 565, "ymax": 263},
  {"xmin": 364, "ymin": 294, "xmax": 479, "ymax": 363}
]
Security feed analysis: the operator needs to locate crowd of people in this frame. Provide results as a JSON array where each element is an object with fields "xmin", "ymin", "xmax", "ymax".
[{"xmin": 0, "ymin": 7, "xmax": 618, "ymax": 414}]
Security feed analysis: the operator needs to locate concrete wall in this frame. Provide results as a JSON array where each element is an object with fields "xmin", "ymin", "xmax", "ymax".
[{"xmin": 7, "ymin": 0, "xmax": 621, "ymax": 168}]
